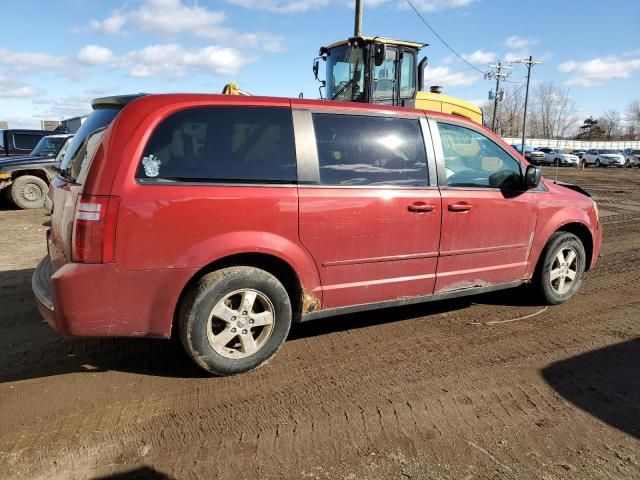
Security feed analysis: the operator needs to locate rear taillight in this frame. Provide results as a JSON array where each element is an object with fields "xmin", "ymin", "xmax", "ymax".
[{"xmin": 72, "ymin": 195, "xmax": 120, "ymax": 263}]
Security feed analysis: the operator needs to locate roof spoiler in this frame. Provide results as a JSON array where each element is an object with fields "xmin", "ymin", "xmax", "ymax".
[{"xmin": 91, "ymin": 94, "xmax": 147, "ymax": 109}]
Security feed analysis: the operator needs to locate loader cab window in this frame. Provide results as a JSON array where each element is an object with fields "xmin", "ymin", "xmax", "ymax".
[
  {"xmin": 372, "ymin": 48, "xmax": 398, "ymax": 101},
  {"xmin": 326, "ymin": 44, "xmax": 365, "ymax": 102},
  {"xmin": 399, "ymin": 51, "xmax": 416, "ymax": 99}
]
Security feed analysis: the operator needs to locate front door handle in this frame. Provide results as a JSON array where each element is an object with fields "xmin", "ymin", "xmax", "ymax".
[
  {"xmin": 408, "ymin": 202, "xmax": 436, "ymax": 213},
  {"xmin": 448, "ymin": 202, "xmax": 473, "ymax": 212}
]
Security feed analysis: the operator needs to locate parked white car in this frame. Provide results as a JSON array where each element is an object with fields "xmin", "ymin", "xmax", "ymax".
[
  {"xmin": 582, "ymin": 149, "xmax": 626, "ymax": 168},
  {"xmin": 536, "ymin": 147, "xmax": 580, "ymax": 167},
  {"xmin": 622, "ymin": 148, "xmax": 640, "ymax": 168}
]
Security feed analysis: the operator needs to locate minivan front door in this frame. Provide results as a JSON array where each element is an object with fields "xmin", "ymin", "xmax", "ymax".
[
  {"xmin": 295, "ymin": 109, "xmax": 441, "ymax": 309},
  {"xmin": 431, "ymin": 119, "xmax": 537, "ymax": 294}
]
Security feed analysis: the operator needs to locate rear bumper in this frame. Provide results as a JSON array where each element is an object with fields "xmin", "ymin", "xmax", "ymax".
[
  {"xmin": 32, "ymin": 256, "xmax": 196, "ymax": 338},
  {"xmin": 32, "ymin": 256, "xmax": 56, "ymax": 329}
]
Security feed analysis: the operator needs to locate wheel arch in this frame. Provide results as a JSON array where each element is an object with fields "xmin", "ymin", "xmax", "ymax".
[
  {"xmin": 10, "ymin": 169, "xmax": 50, "ymax": 184},
  {"xmin": 528, "ymin": 219, "xmax": 595, "ymax": 279},
  {"xmin": 171, "ymin": 251, "xmax": 320, "ymax": 339}
]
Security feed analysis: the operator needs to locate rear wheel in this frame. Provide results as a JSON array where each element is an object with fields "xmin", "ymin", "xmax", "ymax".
[
  {"xmin": 534, "ymin": 232, "xmax": 586, "ymax": 305},
  {"xmin": 179, "ymin": 266, "xmax": 292, "ymax": 376},
  {"xmin": 596, "ymin": 159, "xmax": 601, "ymax": 167},
  {"xmin": 9, "ymin": 175, "xmax": 48, "ymax": 209}
]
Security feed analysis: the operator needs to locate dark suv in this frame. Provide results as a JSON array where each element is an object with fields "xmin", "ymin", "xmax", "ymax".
[
  {"xmin": 33, "ymin": 94, "xmax": 602, "ymax": 376},
  {"xmin": 0, "ymin": 129, "xmax": 50, "ymax": 157},
  {"xmin": 0, "ymin": 134, "xmax": 73, "ymax": 209}
]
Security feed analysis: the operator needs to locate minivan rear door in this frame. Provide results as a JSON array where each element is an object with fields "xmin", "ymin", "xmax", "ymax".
[
  {"xmin": 295, "ymin": 107, "xmax": 441, "ymax": 309},
  {"xmin": 48, "ymin": 96, "xmax": 140, "ymax": 272}
]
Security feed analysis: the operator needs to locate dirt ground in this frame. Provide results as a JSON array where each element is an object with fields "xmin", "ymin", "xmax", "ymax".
[{"xmin": 0, "ymin": 166, "xmax": 638, "ymax": 480}]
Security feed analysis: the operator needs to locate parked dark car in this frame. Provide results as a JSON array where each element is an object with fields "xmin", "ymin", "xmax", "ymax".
[
  {"xmin": 33, "ymin": 94, "xmax": 601, "ymax": 376},
  {"xmin": 0, "ymin": 129, "xmax": 50, "ymax": 157},
  {"xmin": 0, "ymin": 134, "xmax": 73, "ymax": 209}
]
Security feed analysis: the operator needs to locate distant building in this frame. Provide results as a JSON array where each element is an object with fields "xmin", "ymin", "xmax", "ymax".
[
  {"xmin": 0, "ymin": 121, "xmax": 8, "ymax": 129},
  {"xmin": 59, "ymin": 115, "xmax": 87, "ymax": 134},
  {"xmin": 41, "ymin": 120, "xmax": 61, "ymax": 131}
]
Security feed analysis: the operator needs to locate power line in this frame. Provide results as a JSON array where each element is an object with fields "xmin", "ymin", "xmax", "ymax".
[{"xmin": 404, "ymin": 0, "xmax": 488, "ymax": 75}]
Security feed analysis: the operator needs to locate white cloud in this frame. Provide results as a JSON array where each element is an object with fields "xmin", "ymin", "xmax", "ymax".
[
  {"xmin": 402, "ymin": 0, "xmax": 475, "ymax": 11},
  {"xmin": 228, "ymin": 0, "xmax": 474, "ymax": 12},
  {"xmin": 504, "ymin": 36, "xmax": 535, "ymax": 50},
  {"xmin": 133, "ymin": 0, "xmax": 226, "ymax": 35},
  {"xmin": 461, "ymin": 50, "xmax": 496, "ymax": 64},
  {"xmin": 227, "ymin": 0, "xmax": 330, "ymax": 13},
  {"xmin": 0, "ymin": 76, "xmax": 44, "ymax": 98},
  {"xmin": 75, "ymin": 43, "xmax": 250, "ymax": 78},
  {"xmin": 559, "ymin": 56, "xmax": 640, "ymax": 87},
  {"xmin": 422, "ymin": 66, "xmax": 481, "ymax": 87},
  {"xmin": 0, "ymin": 48, "xmax": 67, "ymax": 72},
  {"xmin": 84, "ymin": 13, "xmax": 127, "ymax": 34},
  {"xmin": 76, "ymin": 45, "xmax": 116, "ymax": 65},
  {"xmin": 74, "ymin": 0, "xmax": 281, "ymax": 53}
]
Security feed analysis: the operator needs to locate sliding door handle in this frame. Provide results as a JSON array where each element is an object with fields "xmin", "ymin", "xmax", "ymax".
[{"xmin": 448, "ymin": 202, "xmax": 473, "ymax": 212}]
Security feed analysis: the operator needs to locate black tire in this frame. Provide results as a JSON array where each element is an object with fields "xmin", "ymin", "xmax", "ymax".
[
  {"xmin": 626, "ymin": 160, "xmax": 631, "ymax": 168},
  {"xmin": 9, "ymin": 175, "xmax": 48, "ymax": 209},
  {"xmin": 179, "ymin": 266, "xmax": 292, "ymax": 376},
  {"xmin": 533, "ymin": 232, "xmax": 586, "ymax": 305},
  {"xmin": 596, "ymin": 159, "xmax": 601, "ymax": 167},
  {"xmin": 554, "ymin": 158, "xmax": 560, "ymax": 167},
  {"xmin": 581, "ymin": 160, "xmax": 586, "ymax": 169}
]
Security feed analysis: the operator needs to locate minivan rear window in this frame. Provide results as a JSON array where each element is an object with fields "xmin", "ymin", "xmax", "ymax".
[
  {"xmin": 59, "ymin": 107, "xmax": 120, "ymax": 182},
  {"xmin": 136, "ymin": 106, "xmax": 296, "ymax": 184}
]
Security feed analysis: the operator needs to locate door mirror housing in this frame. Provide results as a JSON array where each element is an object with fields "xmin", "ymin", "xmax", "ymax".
[
  {"xmin": 312, "ymin": 59, "xmax": 320, "ymax": 80},
  {"xmin": 373, "ymin": 42, "xmax": 386, "ymax": 66},
  {"xmin": 524, "ymin": 165, "xmax": 542, "ymax": 188}
]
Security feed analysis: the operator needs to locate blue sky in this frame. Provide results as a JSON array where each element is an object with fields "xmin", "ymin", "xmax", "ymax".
[{"xmin": 1, "ymin": 0, "xmax": 639, "ymax": 128}]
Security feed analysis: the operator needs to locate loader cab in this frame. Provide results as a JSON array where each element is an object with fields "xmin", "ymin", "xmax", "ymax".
[
  {"xmin": 316, "ymin": 36, "xmax": 483, "ymax": 124},
  {"xmin": 318, "ymin": 37, "xmax": 423, "ymax": 108}
]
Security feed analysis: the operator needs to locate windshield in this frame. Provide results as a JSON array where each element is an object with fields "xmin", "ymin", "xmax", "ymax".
[
  {"xmin": 633, "ymin": 150, "xmax": 640, "ymax": 155},
  {"xmin": 556, "ymin": 149, "xmax": 569, "ymax": 154},
  {"xmin": 600, "ymin": 149, "xmax": 620, "ymax": 154},
  {"xmin": 31, "ymin": 136, "xmax": 66, "ymax": 157},
  {"xmin": 59, "ymin": 108, "xmax": 119, "ymax": 182},
  {"xmin": 326, "ymin": 44, "xmax": 366, "ymax": 102}
]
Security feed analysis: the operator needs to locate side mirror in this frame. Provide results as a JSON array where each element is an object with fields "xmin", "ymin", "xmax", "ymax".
[
  {"xmin": 312, "ymin": 59, "xmax": 320, "ymax": 80},
  {"xmin": 524, "ymin": 165, "xmax": 542, "ymax": 188},
  {"xmin": 374, "ymin": 42, "xmax": 386, "ymax": 66}
]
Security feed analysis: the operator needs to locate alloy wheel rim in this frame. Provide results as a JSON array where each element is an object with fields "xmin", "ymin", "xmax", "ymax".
[
  {"xmin": 550, "ymin": 247, "xmax": 578, "ymax": 295},
  {"xmin": 206, "ymin": 289, "xmax": 275, "ymax": 359},
  {"xmin": 21, "ymin": 182, "xmax": 42, "ymax": 202}
]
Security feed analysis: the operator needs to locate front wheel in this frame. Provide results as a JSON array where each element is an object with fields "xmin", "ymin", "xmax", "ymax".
[
  {"xmin": 179, "ymin": 266, "xmax": 292, "ymax": 376},
  {"xmin": 9, "ymin": 175, "xmax": 48, "ymax": 209},
  {"xmin": 596, "ymin": 159, "xmax": 601, "ymax": 167},
  {"xmin": 534, "ymin": 232, "xmax": 586, "ymax": 305}
]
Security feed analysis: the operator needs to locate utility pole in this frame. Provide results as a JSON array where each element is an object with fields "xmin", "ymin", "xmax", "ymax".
[
  {"xmin": 511, "ymin": 56, "xmax": 542, "ymax": 153},
  {"xmin": 354, "ymin": 0, "xmax": 363, "ymax": 36},
  {"xmin": 488, "ymin": 62, "xmax": 511, "ymax": 133}
]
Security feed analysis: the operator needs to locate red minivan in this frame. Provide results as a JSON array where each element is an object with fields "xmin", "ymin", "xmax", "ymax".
[{"xmin": 33, "ymin": 94, "xmax": 602, "ymax": 375}]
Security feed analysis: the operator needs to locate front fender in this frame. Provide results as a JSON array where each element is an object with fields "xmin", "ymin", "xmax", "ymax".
[{"xmin": 525, "ymin": 205, "xmax": 596, "ymax": 278}]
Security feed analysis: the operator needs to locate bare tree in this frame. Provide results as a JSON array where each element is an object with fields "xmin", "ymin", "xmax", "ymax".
[
  {"xmin": 530, "ymin": 82, "xmax": 576, "ymax": 139},
  {"xmin": 626, "ymin": 100, "xmax": 640, "ymax": 140},
  {"xmin": 598, "ymin": 110, "xmax": 622, "ymax": 140}
]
